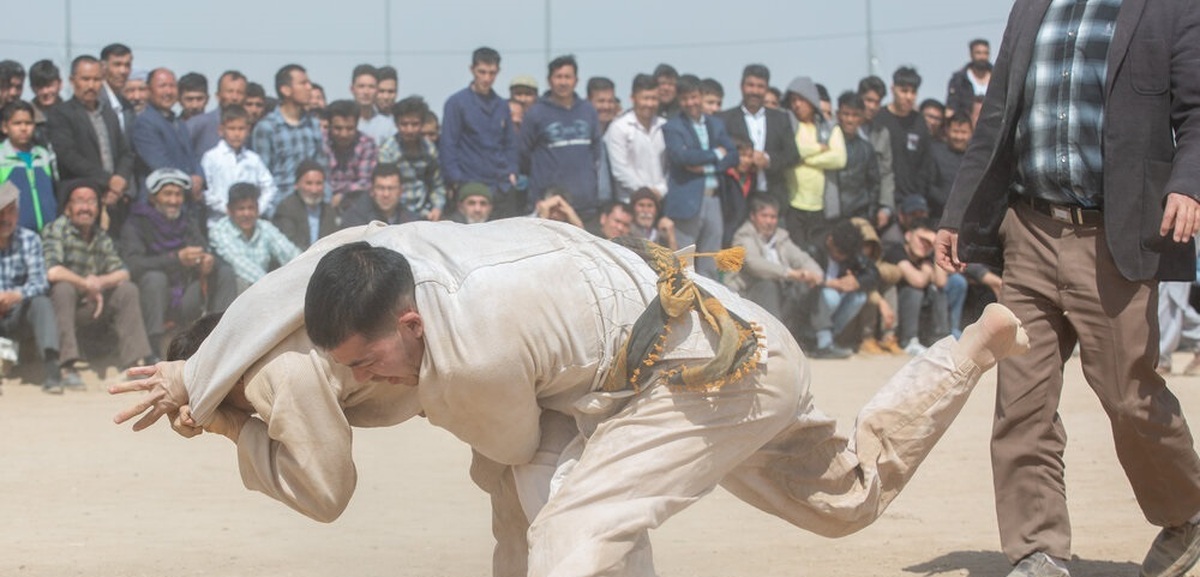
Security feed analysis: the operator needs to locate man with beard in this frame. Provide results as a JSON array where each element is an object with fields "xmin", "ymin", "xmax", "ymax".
[
  {"xmin": 450, "ymin": 181, "xmax": 493, "ymax": 224},
  {"xmin": 272, "ymin": 160, "xmax": 336, "ymax": 250},
  {"xmin": 719, "ymin": 65, "xmax": 801, "ymax": 210},
  {"xmin": 119, "ymin": 168, "xmax": 236, "ymax": 358},
  {"xmin": 945, "ymin": 39, "xmax": 991, "ymax": 125}
]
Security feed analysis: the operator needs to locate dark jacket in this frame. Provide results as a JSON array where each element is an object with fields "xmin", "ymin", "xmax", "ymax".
[
  {"xmin": 272, "ymin": 193, "xmax": 339, "ymax": 251},
  {"xmin": 439, "ymin": 85, "xmax": 518, "ymax": 190},
  {"xmin": 662, "ymin": 112, "xmax": 738, "ymax": 221},
  {"xmin": 132, "ymin": 106, "xmax": 201, "ymax": 192},
  {"xmin": 875, "ymin": 106, "xmax": 934, "ymax": 206},
  {"xmin": 941, "ymin": 0, "xmax": 1200, "ymax": 281},
  {"xmin": 718, "ymin": 105, "xmax": 801, "ymax": 205},
  {"xmin": 833, "ymin": 133, "xmax": 881, "ymax": 221},
  {"xmin": 519, "ymin": 94, "xmax": 602, "ymax": 218},
  {"xmin": 928, "ymin": 141, "xmax": 964, "ymax": 221},
  {"xmin": 46, "ymin": 97, "xmax": 135, "ymax": 188},
  {"xmin": 338, "ymin": 193, "xmax": 418, "ymax": 229},
  {"xmin": 945, "ymin": 65, "xmax": 980, "ymax": 119},
  {"xmin": 118, "ymin": 204, "xmax": 207, "ymax": 280}
]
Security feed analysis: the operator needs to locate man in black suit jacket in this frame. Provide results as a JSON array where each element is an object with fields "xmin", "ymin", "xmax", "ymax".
[
  {"xmin": 936, "ymin": 1, "xmax": 1200, "ymax": 576},
  {"xmin": 717, "ymin": 64, "xmax": 799, "ymax": 209},
  {"xmin": 47, "ymin": 55, "xmax": 134, "ymax": 221}
]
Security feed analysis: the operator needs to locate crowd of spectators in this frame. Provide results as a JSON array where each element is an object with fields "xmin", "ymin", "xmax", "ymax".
[{"xmin": 0, "ymin": 38, "xmax": 1002, "ymax": 392}]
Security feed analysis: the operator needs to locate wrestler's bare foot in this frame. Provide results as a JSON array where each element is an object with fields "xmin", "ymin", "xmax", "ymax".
[{"xmin": 956, "ymin": 303, "xmax": 1030, "ymax": 369}]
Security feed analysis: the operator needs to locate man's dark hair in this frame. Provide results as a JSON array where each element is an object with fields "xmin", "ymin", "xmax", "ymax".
[
  {"xmin": 741, "ymin": 64, "xmax": 769, "ymax": 84},
  {"xmin": 375, "ymin": 65, "xmax": 398, "ymax": 84},
  {"xmin": 837, "ymin": 91, "xmax": 865, "ymax": 110},
  {"xmin": 906, "ymin": 217, "xmax": 933, "ymax": 233},
  {"xmin": 630, "ymin": 73, "xmax": 657, "ymax": 95},
  {"xmin": 219, "ymin": 103, "xmax": 249, "ymax": 124},
  {"xmin": 311, "ymin": 83, "xmax": 325, "ymax": 96},
  {"xmin": 391, "ymin": 95, "xmax": 429, "ymax": 120},
  {"xmin": 70, "ymin": 55, "xmax": 100, "ymax": 77},
  {"xmin": 305, "ymin": 242, "xmax": 416, "ymax": 349},
  {"xmin": 217, "ymin": 70, "xmax": 247, "ymax": 91},
  {"xmin": 327, "ymin": 99, "xmax": 359, "ymax": 121},
  {"xmin": 700, "ymin": 78, "xmax": 724, "ymax": 98},
  {"xmin": 816, "ymin": 83, "xmax": 830, "ymax": 104},
  {"xmin": 747, "ymin": 192, "xmax": 780, "ymax": 215},
  {"xmin": 857, "ymin": 75, "xmax": 886, "ymax": 98},
  {"xmin": 166, "ymin": 313, "xmax": 224, "ymax": 362},
  {"xmin": 100, "ymin": 43, "xmax": 132, "ymax": 62},
  {"xmin": 295, "ymin": 158, "xmax": 326, "ymax": 181},
  {"xmin": 547, "ymin": 55, "xmax": 577, "ymax": 79},
  {"xmin": 586, "ymin": 76, "xmax": 614, "ymax": 99},
  {"xmin": 372, "ymin": 161, "xmax": 403, "ymax": 184},
  {"xmin": 472, "ymin": 47, "xmax": 501, "ymax": 67},
  {"xmin": 600, "ymin": 200, "xmax": 631, "ymax": 218},
  {"xmin": 767, "ymin": 86, "xmax": 782, "ymax": 103},
  {"xmin": 29, "ymin": 60, "xmax": 60, "ymax": 90},
  {"xmin": 892, "ymin": 66, "xmax": 922, "ymax": 90},
  {"xmin": 675, "ymin": 74, "xmax": 701, "ymax": 97},
  {"xmin": 246, "ymin": 82, "xmax": 266, "ymax": 100},
  {"xmin": 178, "ymin": 72, "xmax": 208, "ymax": 95},
  {"xmin": 828, "ymin": 219, "xmax": 865, "ymax": 258},
  {"xmin": 920, "ymin": 98, "xmax": 945, "ymax": 113},
  {"xmin": 351, "ymin": 64, "xmax": 378, "ymax": 83},
  {"xmin": 0, "ymin": 60, "xmax": 26, "ymax": 85},
  {"xmin": 946, "ymin": 113, "xmax": 973, "ymax": 129},
  {"xmin": 653, "ymin": 63, "xmax": 678, "ymax": 81},
  {"xmin": 423, "ymin": 110, "xmax": 438, "ymax": 125},
  {"xmin": 0, "ymin": 100, "xmax": 34, "ymax": 124},
  {"xmin": 228, "ymin": 182, "xmax": 261, "ymax": 206},
  {"xmin": 969, "ymin": 38, "xmax": 990, "ymax": 51},
  {"xmin": 274, "ymin": 64, "xmax": 306, "ymax": 99}
]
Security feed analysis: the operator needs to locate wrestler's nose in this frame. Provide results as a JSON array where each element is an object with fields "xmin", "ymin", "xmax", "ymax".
[{"xmin": 352, "ymin": 367, "xmax": 372, "ymax": 383}]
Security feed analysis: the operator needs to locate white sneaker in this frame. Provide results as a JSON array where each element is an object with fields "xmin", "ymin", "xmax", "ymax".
[{"xmin": 903, "ymin": 340, "xmax": 928, "ymax": 356}]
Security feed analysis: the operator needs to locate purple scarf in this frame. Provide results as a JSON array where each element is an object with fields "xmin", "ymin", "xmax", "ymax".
[{"xmin": 130, "ymin": 200, "xmax": 190, "ymax": 311}]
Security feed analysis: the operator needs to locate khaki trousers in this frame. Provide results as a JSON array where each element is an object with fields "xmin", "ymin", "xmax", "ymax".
[
  {"xmin": 994, "ymin": 203, "xmax": 1200, "ymax": 563},
  {"xmin": 524, "ymin": 314, "xmax": 988, "ymax": 577}
]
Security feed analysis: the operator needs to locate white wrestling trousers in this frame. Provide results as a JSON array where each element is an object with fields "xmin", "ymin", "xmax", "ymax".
[{"xmin": 495, "ymin": 328, "xmax": 985, "ymax": 577}]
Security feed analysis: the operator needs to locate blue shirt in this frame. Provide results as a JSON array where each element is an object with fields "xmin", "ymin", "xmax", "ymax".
[
  {"xmin": 439, "ymin": 85, "xmax": 518, "ymax": 190},
  {"xmin": 519, "ymin": 94, "xmax": 602, "ymax": 216},
  {"xmin": 251, "ymin": 109, "xmax": 326, "ymax": 216}
]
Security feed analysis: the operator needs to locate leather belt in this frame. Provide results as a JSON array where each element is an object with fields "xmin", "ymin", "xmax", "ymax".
[{"xmin": 1021, "ymin": 196, "xmax": 1103, "ymax": 226}]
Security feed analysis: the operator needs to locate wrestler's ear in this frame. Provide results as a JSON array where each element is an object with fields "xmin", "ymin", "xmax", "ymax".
[{"xmin": 397, "ymin": 309, "xmax": 424, "ymax": 339}]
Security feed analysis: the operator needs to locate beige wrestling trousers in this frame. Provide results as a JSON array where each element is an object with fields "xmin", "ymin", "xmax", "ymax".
[{"xmin": 479, "ymin": 324, "xmax": 985, "ymax": 577}]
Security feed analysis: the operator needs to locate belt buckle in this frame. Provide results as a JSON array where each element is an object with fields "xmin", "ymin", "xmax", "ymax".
[{"xmin": 1050, "ymin": 205, "xmax": 1072, "ymax": 223}]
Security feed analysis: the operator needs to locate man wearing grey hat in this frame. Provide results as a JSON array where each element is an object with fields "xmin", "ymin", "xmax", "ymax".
[{"xmin": 0, "ymin": 181, "xmax": 62, "ymax": 393}]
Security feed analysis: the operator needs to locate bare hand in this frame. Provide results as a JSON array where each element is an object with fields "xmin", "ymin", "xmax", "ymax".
[
  {"xmin": 752, "ymin": 151, "xmax": 769, "ymax": 170},
  {"xmin": 198, "ymin": 253, "xmax": 215, "ymax": 276},
  {"xmin": 89, "ymin": 291, "xmax": 105, "ymax": 320},
  {"xmin": 427, "ymin": 207, "xmax": 442, "ymax": 222},
  {"xmin": 109, "ymin": 360, "xmax": 189, "ymax": 432},
  {"xmin": 1161, "ymin": 192, "xmax": 1200, "ymax": 243},
  {"xmin": 935, "ymin": 229, "xmax": 966, "ymax": 273},
  {"xmin": 190, "ymin": 175, "xmax": 205, "ymax": 201},
  {"xmin": 109, "ymin": 175, "xmax": 128, "ymax": 195}
]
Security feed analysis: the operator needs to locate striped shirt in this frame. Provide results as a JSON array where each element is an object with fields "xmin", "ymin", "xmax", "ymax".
[
  {"xmin": 40, "ymin": 215, "xmax": 126, "ymax": 277},
  {"xmin": 378, "ymin": 136, "xmax": 447, "ymax": 217},
  {"xmin": 1015, "ymin": 0, "xmax": 1121, "ymax": 207},
  {"xmin": 251, "ymin": 109, "xmax": 325, "ymax": 216},
  {"xmin": 0, "ymin": 227, "xmax": 49, "ymax": 301}
]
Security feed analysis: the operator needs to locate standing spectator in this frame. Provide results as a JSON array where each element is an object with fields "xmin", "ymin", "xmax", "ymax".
[
  {"xmin": 662, "ymin": 75, "xmax": 737, "ymax": 280},
  {"xmin": 653, "ymin": 63, "xmax": 679, "ymax": 118},
  {"xmin": 350, "ymin": 64, "xmax": 394, "ymax": 146},
  {"xmin": 422, "ymin": 110, "xmax": 440, "ymax": 144},
  {"xmin": 308, "ymin": 83, "xmax": 327, "ymax": 111},
  {"xmin": 857, "ymin": 75, "xmax": 897, "ymax": 229},
  {"xmin": 29, "ymin": 60, "xmax": 62, "ymax": 148},
  {"xmin": 936, "ymin": 2, "xmax": 1200, "ymax": 575},
  {"xmin": 119, "ymin": 168, "xmax": 235, "ymax": 357},
  {"xmin": 132, "ymin": 68, "xmax": 203, "ymax": 210},
  {"xmin": 920, "ymin": 98, "xmax": 946, "ymax": 142},
  {"xmin": 187, "ymin": 70, "xmax": 247, "ymax": 166},
  {"xmin": 605, "ymin": 73, "xmax": 666, "ymax": 203},
  {"xmin": 831, "ymin": 92, "xmax": 881, "ymax": 222},
  {"xmin": 0, "ymin": 61, "xmax": 24, "ymax": 109},
  {"xmin": 0, "ymin": 182, "xmax": 60, "ymax": 392},
  {"xmin": 764, "ymin": 86, "xmax": 782, "ymax": 110},
  {"xmin": 122, "ymin": 69, "xmax": 149, "ymax": 115},
  {"xmin": 99, "ymin": 43, "xmax": 135, "ymax": 139},
  {"xmin": 700, "ymin": 78, "xmax": 724, "ymax": 115},
  {"xmin": 783, "ymin": 76, "xmax": 846, "ymax": 252},
  {"xmin": 177, "ymin": 72, "xmax": 209, "ymax": 122},
  {"xmin": 243, "ymin": 82, "xmax": 268, "ymax": 126},
  {"xmin": 200, "ymin": 105, "xmax": 276, "ymax": 227},
  {"xmin": 928, "ymin": 114, "xmax": 972, "ymax": 222},
  {"xmin": 374, "ymin": 66, "xmax": 399, "ymax": 127},
  {"xmin": 378, "ymin": 96, "xmax": 446, "ymax": 220},
  {"xmin": 508, "ymin": 75, "xmax": 538, "ymax": 108},
  {"xmin": 945, "ymin": 38, "xmax": 991, "ymax": 124},
  {"xmin": 719, "ymin": 64, "xmax": 801, "ymax": 210},
  {"xmin": 520, "ymin": 55, "xmax": 602, "ymax": 225},
  {"xmin": 439, "ymin": 47, "xmax": 518, "ymax": 218},
  {"xmin": 587, "ymin": 76, "xmax": 617, "ymax": 207},
  {"xmin": 208, "ymin": 182, "xmax": 300, "ymax": 293},
  {"xmin": 339, "ymin": 163, "xmax": 417, "ymax": 227},
  {"xmin": 43, "ymin": 179, "xmax": 153, "ymax": 386},
  {"xmin": 0, "ymin": 101, "xmax": 57, "ymax": 233},
  {"xmin": 47, "ymin": 55, "xmax": 134, "ymax": 229},
  {"xmin": 272, "ymin": 160, "xmax": 336, "ymax": 251},
  {"xmin": 323, "ymin": 99, "xmax": 377, "ymax": 209},
  {"xmin": 874, "ymin": 67, "xmax": 934, "ymax": 209},
  {"xmin": 449, "ymin": 181, "xmax": 493, "ymax": 224},
  {"xmin": 251, "ymin": 64, "xmax": 324, "ymax": 218}
]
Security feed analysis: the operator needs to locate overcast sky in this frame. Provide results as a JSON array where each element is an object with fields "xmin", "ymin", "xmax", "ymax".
[{"xmin": 7, "ymin": 0, "xmax": 1012, "ymax": 111}]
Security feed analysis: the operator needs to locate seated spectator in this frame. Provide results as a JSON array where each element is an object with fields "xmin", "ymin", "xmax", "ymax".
[
  {"xmin": 272, "ymin": 160, "xmax": 337, "ymax": 250},
  {"xmin": 450, "ymin": 182, "xmax": 493, "ymax": 224},
  {"xmin": 378, "ymin": 96, "xmax": 447, "ymax": 221},
  {"xmin": 208, "ymin": 182, "xmax": 301, "ymax": 293},
  {"xmin": 884, "ymin": 218, "xmax": 949, "ymax": 355},
  {"xmin": 0, "ymin": 182, "xmax": 60, "ymax": 393},
  {"xmin": 0, "ymin": 101, "xmax": 57, "ymax": 233},
  {"xmin": 627, "ymin": 187, "xmax": 675, "ymax": 249},
  {"xmin": 119, "ymin": 168, "xmax": 236, "ymax": 357},
  {"xmin": 533, "ymin": 187, "xmax": 583, "ymax": 229},
  {"xmin": 200, "ymin": 105, "xmax": 276, "ymax": 228},
  {"xmin": 43, "ymin": 180, "xmax": 154, "ymax": 387},
  {"xmin": 339, "ymin": 163, "xmax": 416, "ymax": 228},
  {"xmin": 808, "ymin": 219, "xmax": 879, "ymax": 358},
  {"xmin": 596, "ymin": 200, "xmax": 632, "ymax": 240},
  {"xmin": 725, "ymin": 193, "xmax": 822, "ymax": 340},
  {"xmin": 852, "ymin": 216, "xmax": 903, "ymax": 355},
  {"xmin": 324, "ymin": 99, "xmax": 378, "ymax": 209}
]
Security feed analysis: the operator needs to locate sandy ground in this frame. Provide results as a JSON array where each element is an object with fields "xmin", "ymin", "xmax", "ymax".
[{"xmin": 1, "ymin": 350, "xmax": 1198, "ymax": 577}]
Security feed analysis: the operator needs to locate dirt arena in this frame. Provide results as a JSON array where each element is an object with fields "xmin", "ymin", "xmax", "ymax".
[{"xmin": 2, "ymin": 350, "xmax": 1197, "ymax": 577}]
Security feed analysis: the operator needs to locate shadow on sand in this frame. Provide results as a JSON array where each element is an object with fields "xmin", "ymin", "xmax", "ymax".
[{"xmin": 903, "ymin": 550, "xmax": 1141, "ymax": 577}]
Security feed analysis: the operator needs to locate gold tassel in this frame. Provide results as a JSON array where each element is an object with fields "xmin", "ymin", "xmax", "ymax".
[{"xmin": 690, "ymin": 247, "xmax": 746, "ymax": 273}]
